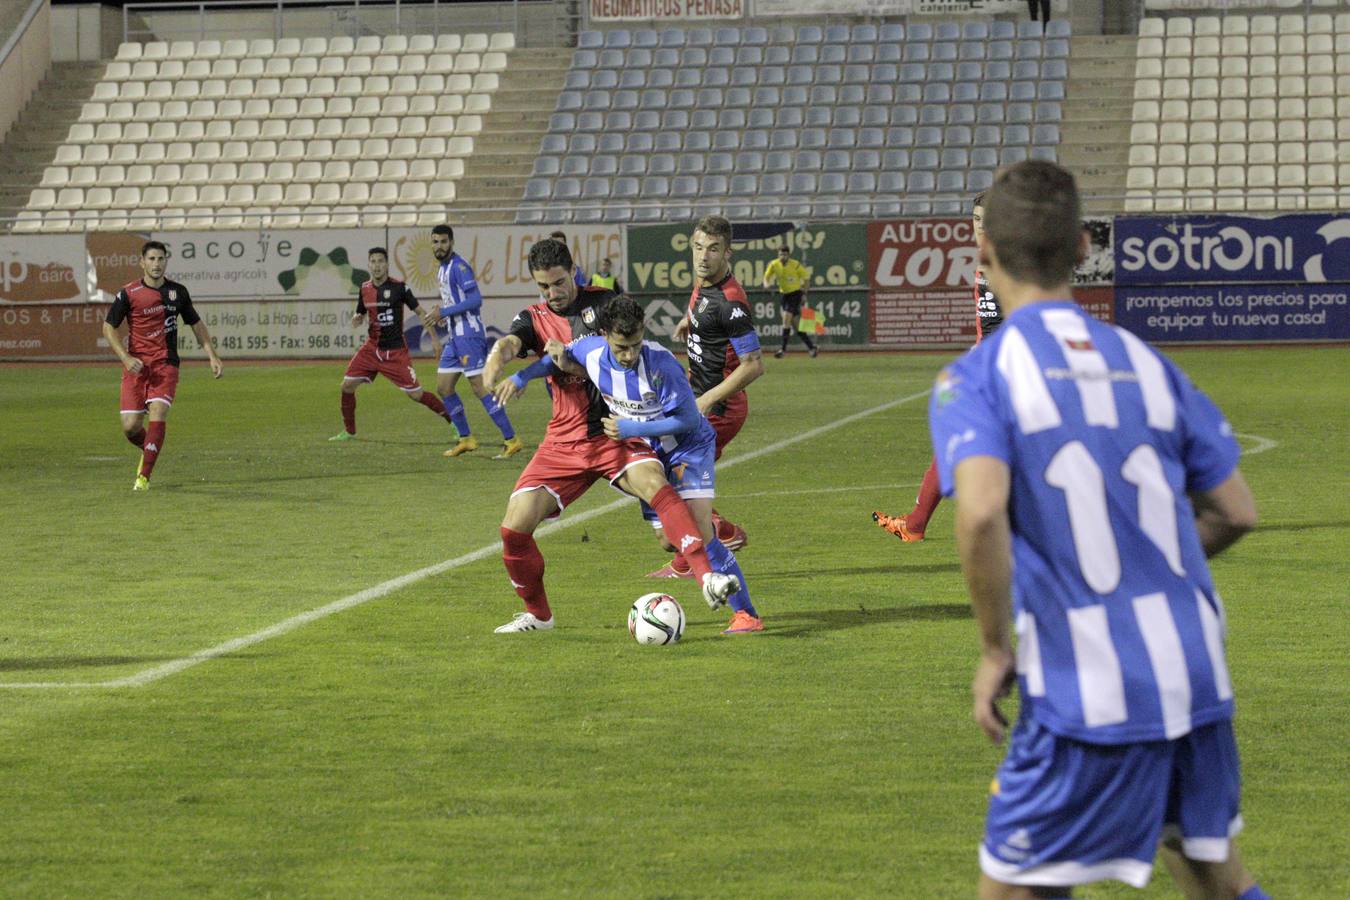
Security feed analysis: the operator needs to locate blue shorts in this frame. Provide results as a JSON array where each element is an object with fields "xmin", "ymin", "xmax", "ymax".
[
  {"xmin": 437, "ymin": 334, "xmax": 487, "ymax": 376},
  {"xmin": 980, "ymin": 717, "xmax": 1242, "ymax": 889},
  {"xmin": 640, "ymin": 436, "xmax": 716, "ymax": 526}
]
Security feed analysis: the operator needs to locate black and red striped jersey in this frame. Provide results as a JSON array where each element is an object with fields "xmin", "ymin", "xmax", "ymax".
[
  {"xmin": 685, "ymin": 272, "xmax": 759, "ymax": 417},
  {"xmin": 508, "ymin": 286, "xmax": 617, "ymax": 441},
  {"xmin": 105, "ymin": 278, "xmax": 200, "ymax": 367},
  {"xmin": 356, "ymin": 278, "xmax": 419, "ymax": 350}
]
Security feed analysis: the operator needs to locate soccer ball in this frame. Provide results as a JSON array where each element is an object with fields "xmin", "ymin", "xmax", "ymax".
[{"xmin": 628, "ymin": 593, "xmax": 685, "ymax": 645}]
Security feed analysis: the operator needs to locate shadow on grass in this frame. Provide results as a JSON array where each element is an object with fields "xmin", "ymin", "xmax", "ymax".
[
  {"xmin": 762, "ymin": 603, "xmax": 971, "ymax": 638},
  {"xmin": 1253, "ymin": 520, "xmax": 1350, "ymax": 533},
  {"xmin": 0, "ymin": 655, "xmax": 178, "ymax": 672},
  {"xmin": 753, "ymin": 562, "xmax": 964, "ymax": 580}
]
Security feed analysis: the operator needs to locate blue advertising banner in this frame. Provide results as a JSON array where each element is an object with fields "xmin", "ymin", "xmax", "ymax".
[
  {"xmin": 1114, "ymin": 214, "xmax": 1350, "ymax": 286},
  {"xmin": 1115, "ymin": 283, "xmax": 1350, "ymax": 343}
]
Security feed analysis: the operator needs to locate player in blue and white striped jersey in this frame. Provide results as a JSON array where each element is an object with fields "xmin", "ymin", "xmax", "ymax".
[
  {"xmin": 929, "ymin": 162, "xmax": 1267, "ymax": 898},
  {"xmin": 429, "ymin": 224, "xmax": 522, "ymax": 460},
  {"xmin": 507, "ymin": 296, "xmax": 762, "ymax": 634}
]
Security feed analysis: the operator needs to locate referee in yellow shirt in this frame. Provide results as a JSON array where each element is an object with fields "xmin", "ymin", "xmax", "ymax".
[{"xmin": 762, "ymin": 245, "xmax": 817, "ymax": 358}]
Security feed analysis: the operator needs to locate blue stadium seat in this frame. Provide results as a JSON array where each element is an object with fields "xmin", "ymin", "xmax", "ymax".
[
  {"xmin": 789, "ymin": 172, "xmax": 816, "ymax": 193},
  {"xmin": 578, "ymin": 32, "xmax": 602, "ymax": 49},
  {"xmin": 524, "ymin": 177, "xmax": 551, "ymax": 200},
  {"xmin": 533, "ymin": 156, "xmax": 560, "ymax": 177},
  {"xmin": 891, "ymin": 105, "xmax": 918, "ymax": 126},
  {"xmin": 844, "ymin": 64, "xmax": 870, "ymax": 83},
  {"xmin": 743, "ymin": 26, "xmax": 767, "ymax": 45},
  {"xmin": 685, "ymin": 126, "xmax": 712, "ymax": 148},
  {"xmin": 986, "ymin": 60, "xmax": 1011, "ymax": 80},
  {"xmin": 654, "ymin": 48, "xmax": 678, "ymax": 68},
  {"xmin": 553, "ymin": 177, "xmax": 581, "ymax": 200},
  {"xmin": 752, "ymin": 87, "xmax": 780, "ymax": 109},
  {"xmin": 847, "ymin": 171, "xmax": 877, "ymax": 194},
  {"xmin": 714, "ymin": 27, "xmax": 740, "ymax": 46},
  {"xmin": 1015, "ymin": 40, "xmax": 1042, "ymax": 61},
  {"xmin": 949, "ymin": 104, "xmax": 976, "ymax": 125},
  {"xmin": 804, "ymin": 107, "xmax": 832, "ymax": 128},
  {"xmin": 854, "ymin": 148, "xmax": 880, "ymax": 171},
  {"xmin": 700, "ymin": 174, "xmax": 728, "ymax": 195},
  {"xmin": 962, "ymin": 22, "xmax": 989, "ymax": 41},
  {"xmin": 1008, "ymin": 103, "xmax": 1034, "ymax": 124},
  {"xmin": 778, "ymin": 107, "xmax": 804, "ymax": 128},
  {"xmin": 668, "ymin": 89, "xmax": 695, "ymax": 109},
  {"xmin": 879, "ymin": 169, "xmax": 906, "ymax": 191},
  {"xmin": 707, "ymin": 151, "xmax": 734, "ymax": 174},
  {"xmin": 730, "ymin": 174, "xmax": 757, "ymax": 196},
  {"xmin": 923, "ymin": 83, "xmax": 951, "ymax": 103},
  {"xmin": 1038, "ymin": 102, "xmax": 1062, "ymax": 122},
  {"xmin": 742, "ymin": 130, "xmax": 768, "ymax": 151},
  {"xmin": 730, "ymin": 67, "xmax": 756, "ymax": 87},
  {"xmin": 761, "ymin": 172, "xmax": 787, "ymax": 194},
  {"xmin": 1046, "ymin": 20, "xmax": 1071, "ymax": 38},
  {"xmin": 764, "ymin": 46, "xmax": 789, "ymax": 66},
  {"xmin": 598, "ymin": 49, "xmax": 623, "ymax": 68},
  {"xmin": 959, "ymin": 41, "xmax": 985, "ymax": 61},
  {"xmin": 1003, "ymin": 124, "xmax": 1031, "ymax": 145},
  {"xmin": 613, "ymin": 90, "xmax": 638, "ymax": 110},
  {"xmin": 896, "ymin": 84, "xmax": 921, "ymax": 103},
  {"xmin": 954, "ymin": 82, "xmax": 981, "ymax": 103},
  {"xmin": 858, "ymin": 127, "xmax": 884, "ymax": 149},
  {"xmin": 697, "ymin": 87, "xmax": 723, "ymax": 107},
  {"xmin": 549, "ymin": 112, "xmax": 574, "ymax": 132},
  {"xmin": 991, "ymin": 21, "xmax": 1016, "ymax": 40},
  {"xmin": 592, "ymin": 154, "xmax": 619, "ymax": 176},
  {"xmin": 709, "ymin": 47, "xmax": 734, "ymax": 66},
  {"xmin": 857, "ymin": 107, "xmax": 885, "ymax": 127},
  {"xmin": 1013, "ymin": 60, "xmax": 1040, "ymax": 81},
  {"xmin": 1033, "ymin": 124, "xmax": 1060, "ymax": 145},
  {"xmin": 852, "ymin": 23, "xmax": 878, "ymax": 43},
  {"xmin": 765, "ymin": 150, "xmax": 792, "ymax": 172},
  {"xmin": 677, "ymin": 153, "xmax": 704, "ymax": 175},
  {"xmin": 908, "ymin": 23, "xmax": 933, "ymax": 42},
  {"xmin": 940, "ymin": 148, "xmax": 969, "ymax": 170},
  {"xmin": 1010, "ymin": 82, "xmax": 1037, "ymax": 102},
  {"xmin": 797, "ymin": 25, "xmax": 822, "ymax": 43},
  {"xmin": 687, "ymin": 27, "xmax": 712, "ymax": 45},
  {"xmin": 712, "ymin": 130, "xmax": 738, "ymax": 152},
  {"xmin": 977, "ymin": 104, "xmax": 1005, "ymax": 124},
  {"xmin": 557, "ymin": 90, "xmax": 582, "ymax": 112},
  {"xmin": 903, "ymin": 43, "xmax": 930, "ymax": 63},
  {"xmin": 886, "ymin": 125, "xmax": 915, "ymax": 146},
  {"xmin": 1000, "ymin": 146, "xmax": 1029, "ymax": 165},
  {"xmin": 619, "ymin": 155, "xmax": 646, "ymax": 176},
  {"xmin": 848, "ymin": 45, "xmax": 875, "ymax": 65},
  {"xmin": 597, "ymin": 134, "xmax": 623, "ymax": 155},
  {"xmin": 1018, "ymin": 20, "xmax": 1045, "ymax": 38},
  {"xmin": 988, "ymin": 41, "xmax": 1013, "ymax": 61},
  {"xmin": 605, "ymin": 30, "xmax": 632, "ymax": 48},
  {"xmin": 660, "ymin": 109, "xmax": 689, "ymax": 130},
  {"xmin": 735, "ymin": 150, "xmax": 763, "ymax": 171},
  {"xmin": 671, "ymin": 174, "xmax": 697, "ymax": 196},
  {"xmin": 819, "ymin": 172, "xmax": 845, "ymax": 196},
  {"xmin": 912, "ymin": 149, "xmax": 939, "ymax": 170},
  {"xmin": 791, "ymin": 45, "xmax": 817, "ymax": 65},
  {"xmin": 935, "ymin": 22, "xmax": 960, "ymax": 42},
  {"xmin": 932, "ymin": 42, "xmax": 958, "ymax": 62},
  {"xmin": 1042, "ymin": 60, "xmax": 1067, "ymax": 80},
  {"xmin": 1038, "ymin": 82, "xmax": 1065, "ymax": 101},
  {"xmin": 540, "ymin": 134, "xmax": 565, "ymax": 154},
  {"xmin": 899, "ymin": 62, "xmax": 924, "ymax": 83},
  {"xmin": 800, "ymin": 127, "xmax": 827, "ymax": 149},
  {"xmin": 787, "ymin": 64, "xmax": 813, "ymax": 85},
  {"xmin": 760, "ymin": 65, "xmax": 786, "ymax": 87},
  {"xmin": 736, "ymin": 46, "xmax": 762, "ymax": 67},
  {"xmin": 929, "ymin": 62, "xmax": 955, "ymax": 82},
  {"xmin": 770, "ymin": 130, "xmax": 797, "ymax": 150},
  {"xmin": 718, "ymin": 108, "xmax": 747, "ymax": 130},
  {"xmin": 945, "ymin": 125, "xmax": 973, "ymax": 147},
  {"xmin": 633, "ymin": 110, "xmax": 659, "ymax": 130},
  {"xmin": 627, "ymin": 132, "xmax": 653, "ymax": 152},
  {"xmin": 839, "ymin": 84, "xmax": 865, "ymax": 105},
  {"xmin": 1044, "ymin": 39, "xmax": 1068, "ymax": 58},
  {"xmin": 824, "ymin": 24, "xmax": 849, "ymax": 43},
  {"xmin": 823, "ymin": 149, "xmax": 851, "ymax": 171},
  {"xmin": 613, "ymin": 175, "xmax": 638, "ymax": 197},
  {"xmin": 969, "ymin": 169, "xmax": 995, "ymax": 192},
  {"xmin": 561, "ymin": 156, "xmax": 588, "ymax": 177},
  {"xmin": 577, "ymin": 112, "xmax": 602, "ymax": 132},
  {"xmin": 619, "ymin": 70, "xmax": 645, "ymax": 89},
  {"xmin": 564, "ymin": 71, "xmax": 588, "ymax": 90},
  {"xmin": 680, "ymin": 47, "xmax": 707, "ymax": 66},
  {"xmin": 866, "ymin": 84, "xmax": 895, "ymax": 106},
  {"xmin": 876, "ymin": 44, "xmax": 901, "ymax": 64},
  {"xmin": 659, "ymin": 29, "xmax": 685, "ymax": 47},
  {"xmin": 795, "ymin": 149, "xmax": 822, "ymax": 171},
  {"xmin": 649, "ymin": 153, "xmax": 676, "ymax": 174},
  {"xmin": 957, "ymin": 62, "xmax": 983, "ymax": 82},
  {"xmin": 827, "ymin": 127, "xmax": 854, "ymax": 149},
  {"xmin": 627, "ymin": 48, "xmax": 652, "ymax": 68},
  {"xmin": 919, "ymin": 106, "xmax": 947, "ymax": 126},
  {"xmin": 815, "ymin": 64, "xmax": 842, "ymax": 85},
  {"xmin": 639, "ymin": 89, "xmax": 665, "ymax": 110},
  {"xmin": 973, "ymin": 126, "xmax": 1001, "ymax": 147},
  {"xmin": 879, "ymin": 23, "xmax": 905, "ymax": 43},
  {"xmin": 633, "ymin": 29, "xmax": 659, "ymax": 48},
  {"xmin": 1030, "ymin": 146, "xmax": 1056, "ymax": 162}
]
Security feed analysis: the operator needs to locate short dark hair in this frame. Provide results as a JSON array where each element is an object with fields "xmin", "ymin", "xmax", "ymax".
[
  {"xmin": 528, "ymin": 238, "xmax": 573, "ymax": 273},
  {"xmin": 142, "ymin": 240, "xmax": 167, "ymax": 256},
  {"xmin": 368, "ymin": 246, "xmax": 388, "ymax": 259},
  {"xmin": 431, "ymin": 224, "xmax": 453, "ymax": 239},
  {"xmin": 600, "ymin": 295, "xmax": 644, "ymax": 336},
  {"xmin": 693, "ymin": 215, "xmax": 732, "ymax": 242},
  {"xmin": 548, "ymin": 230, "xmax": 567, "ymax": 242},
  {"xmin": 973, "ymin": 191, "xmax": 987, "ymax": 209},
  {"xmin": 777, "ymin": 245, "xmax": 790, "ymax": 253},
  {"xmin": 983, "ymin": 161, "xmax": 1082, "ymax": 289}
]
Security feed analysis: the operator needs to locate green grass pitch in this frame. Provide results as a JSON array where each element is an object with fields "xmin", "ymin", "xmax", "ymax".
[{"xmin": 1, "ymin": 347, "xmax": 1347, "ymax": 897}]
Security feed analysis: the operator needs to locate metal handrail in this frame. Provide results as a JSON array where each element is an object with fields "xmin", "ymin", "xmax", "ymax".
[{"xmin": 0, "ymin": 0, "xmax": 46, "ymax": 69}]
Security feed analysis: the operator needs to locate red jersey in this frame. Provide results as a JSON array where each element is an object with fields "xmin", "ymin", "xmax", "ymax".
[
  {"xmin": 507, "ymin": 286, "xmax": 616, "ymax": 441},
  {"xmin": 355, "ymin": 278, "xmax": 419, "ymax": 350},
  {"xmin": 685, "ymin": 272, "xmax": 758, "ymax": 417},
  {"xmin": 105, "ymin": 278, "xmax": 200, "ymax": 366}
]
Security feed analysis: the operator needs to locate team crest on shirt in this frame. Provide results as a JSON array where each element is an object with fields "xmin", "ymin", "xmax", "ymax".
[
  {"xmin": 581, "ymin": 306, "xmax": 597, "ymax": 327},
  {"xmin": 935, "ymin": 368, "xmax": 961, "ymax": 408},
  {"xmin": 168, "ymin": 289, "xmax": 177, "ymax": 301},
  {"xmin": 384, "ymin": 289, "xmax": 392, "ymax": 299},
  {"xmin": 641, "ymin": 391, "xmax": 657, "ymax": 403},
  {"xmin": 1065, "ymin": 337, "xmax": 1094, "ymax": 351},
  {"xmin": 698, "ymin": 298, "xmax": 709, "ymax": 313}
]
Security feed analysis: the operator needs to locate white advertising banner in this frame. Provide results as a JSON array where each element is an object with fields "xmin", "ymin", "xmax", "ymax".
[
  {"xmin": 590, "ymin": 0, "xmax": 744, "ymax": 22},
  {"xmin": 755, "ymin": 0, "xmax": 1025, "ymax": 14}
]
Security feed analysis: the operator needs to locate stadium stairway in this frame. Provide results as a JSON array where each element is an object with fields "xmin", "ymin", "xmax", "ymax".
[
  {"xmin": 1057, "ymin": 34, "xmax": 1137, "ymax": 214},
  {"xmin": 0, "ymin": 62, "xmax": 105, "ymax": 223},
  {"xmin": 440, "ymin": 46, "xmax": 572, "ymax": 224}
]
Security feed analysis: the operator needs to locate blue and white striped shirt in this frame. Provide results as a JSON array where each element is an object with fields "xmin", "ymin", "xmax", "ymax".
[
  {"xmin": 930, "ymin": 301, "xmax": 1241, "ymax": 744},
  {"xmin": 437, "ymin": 253, "xmax": 485, "ymax": 340}
]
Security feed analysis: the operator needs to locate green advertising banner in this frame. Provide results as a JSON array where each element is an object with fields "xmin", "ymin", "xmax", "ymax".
[{"xmin": 625, "ymin": 223, "xmax": 870, "ymax": 347}]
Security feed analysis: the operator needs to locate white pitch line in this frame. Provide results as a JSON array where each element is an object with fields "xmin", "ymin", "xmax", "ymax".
[
  {"xmin": 1235, "ymin": 432, "xmax": 1278, "ymax": 456},
  {"xmin": 2, "ymin": 388, "xmax": 932, "ymax": 690}
]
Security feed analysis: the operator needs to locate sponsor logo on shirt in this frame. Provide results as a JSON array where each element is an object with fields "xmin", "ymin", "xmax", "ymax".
[{"xmin": 729, "ymin": 307, "xmax": 746, "ymax": 320}]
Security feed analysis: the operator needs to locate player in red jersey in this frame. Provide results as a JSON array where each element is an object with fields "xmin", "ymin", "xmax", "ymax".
[
  {"xmin": 649, "ymin": 215, "xmax": 764, "ymax": 579},
  {"xmin": 328, "ymin": 247, "xmax": 457, "ymax": 442},
  {"xmin": 482, "ymin": 239, "xmax": 740, "ymax": 633},
  {"xmin": 101, "ymin": 241, "xmax": 222, "ymax": 491},
  {"xmin": 874, "ymin": 191, "xmax": 1002, "ymax": 541}
]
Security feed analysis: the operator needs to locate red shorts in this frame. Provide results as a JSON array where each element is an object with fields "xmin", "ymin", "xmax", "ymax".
[
  {"xmin": 512, "ymin": 435, "xmax": 660, "ymax": 518},
  {"xmin": 344, "ymin": 343, "xmax": 420, "ymax": 392},
  {"xmin": 120, "ymin": 360, "xmax": 180, "ymax": 413},
  {"xmin": 707, "ymin": 392, "xmax": 748, "ymax": 461}
]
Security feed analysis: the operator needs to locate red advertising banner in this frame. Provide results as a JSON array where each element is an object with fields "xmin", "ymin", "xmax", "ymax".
[
  {"xmin": 0, "ymin": 303, "xmax": 111, "ymax": 358},
  {"xmin": 867, "ymin": 219, "xmax": 980, "ymax": 347},
  {"xmin": 1072, "ymin": 286, "xmax": 1116, "ymax": 324}
]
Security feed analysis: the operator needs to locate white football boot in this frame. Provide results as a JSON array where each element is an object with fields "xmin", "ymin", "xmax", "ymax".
[
  {"xmin": 493, "ymin": 612, "xmax": 555, "ymax": 633},
  {"xmin": 700, "ymin": 572, "xmax": 741, "ymax": 611}
]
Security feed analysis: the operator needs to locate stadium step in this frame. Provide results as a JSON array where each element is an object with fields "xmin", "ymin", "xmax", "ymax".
[
  {"xmin": 1070, "ymin": 35, "xmax": 1138, "ymax": 60},
  {"xmin": 1059, "ymin": 143, "xmax": 1129, "ymax": 168},
  {"xmin": 1061, "ymin": 36, "xmax": 1135, "ymax": 213},
  {"xmin": 1062, "ymin": 98, "xmax": 1134, "ymax": 121}
]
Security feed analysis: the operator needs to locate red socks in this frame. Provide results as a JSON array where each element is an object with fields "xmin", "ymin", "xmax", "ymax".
[
  {"xmin": 139, "ymin": 421, "xmax": 166, "ymax": 478},
  {"xmin": 712, "ymin": 510, "xmax": 739, "ymax": 544},
  {"xmin": 417, "ymin": 391, "xmax": 452, "ymax": 424},
  {"xmin": 908, "ymin": 457, "xmax": 943, "ymax": 533},
  {"xmin": 649, "ymin": 485, "xmax": 711, "ymax": 579},
  {"xmin": 125, "ymin": 428, "xmax": 145, "ymax": 448},
  {"xmin": 340, "ymin": 392, "xmax": 356, "ymax": 435},
  {"xmin": 501, "ymin": 527, "xmax": 551, "ymax": 621}
]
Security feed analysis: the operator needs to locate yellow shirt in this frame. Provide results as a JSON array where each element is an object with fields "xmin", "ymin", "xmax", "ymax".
[{"xmin": 765, "ymin": 258, "xmax": 808, "ymax": 294}]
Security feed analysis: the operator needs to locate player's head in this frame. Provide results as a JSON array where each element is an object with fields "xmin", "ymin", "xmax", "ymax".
[
  {"xmin": 528, "ymin": 238, "xmax": 577, "ymax": 312},
  {"xmin": 777, "ymin": 245, "xmax": 790, "ymax": 261},
  {"xmin": 691, "ymin": 215, "xmax": 733, "ymax": 286},
  {"xmin": 972, "ymin": 191, "xmax": 987, "ymax": 242},
  {"xmin": 598, "ymin": 257, "xmax": 612, "ymax": 275},
  {"xmin": 549, "ymin": 230, "xmax": 568, "ymax": 245},
  {"xmin": 599, "ymin": 295, "xmax": 645, "ymax": 369},
  {"xmin": 141, "ymin": 240, "xmax": 168, "ymax": 282},
  {"xmin": 367, "ymin": 247, "xmax": 389, "ymax": 283},
  {"xmin": 431, "ymin": 224, "xmax": 454, "ymax": 261},
  {"xmin": 980, "ymin": 161, "xmax": 1086, "ymax": 296}
]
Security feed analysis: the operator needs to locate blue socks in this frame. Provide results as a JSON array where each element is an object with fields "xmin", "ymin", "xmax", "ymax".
[
  {"xmin": 706, "ymin": 538, "xmax": 756, "ymax": 617},
  {"xmin": 480, "ymin": 393, "xmax": 516, "ymax": 440},
  {"xmin": 1238, "ymin": 887, "xmax": 1271, "ymax": 900},
  {"xmin": 441, "ymin": 394, "xmax": 470, "ymax": 437}
]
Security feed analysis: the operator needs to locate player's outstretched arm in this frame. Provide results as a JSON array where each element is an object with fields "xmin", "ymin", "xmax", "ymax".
[
  {"xmin": 102, "ymin": 321, "xmax": 142, "ymax": 373},
  {"xmin": 351, "ymin": 312, "xmax": 365, "ymax": 328},
  {"xmin": 1191, "ymin": 469, "xmax": 1257, "ymax": 558},
  {"xmin": 672, "ymin": 314, "xmax": 691, "ymax": 343},
  {"xmin": 695, "ymin": 349, "xmax": 764, "ymax": 416},
  {"xmin": 483, "ymin": 333, "xmax": 523, "ymax": 392},
  {"xmin": 952, "ymin": 455, "xmax": 1015, "ymax": 744},
  {"xmin": 191, "ymin": 321, "xmax": 223, "ymax": 377}
]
